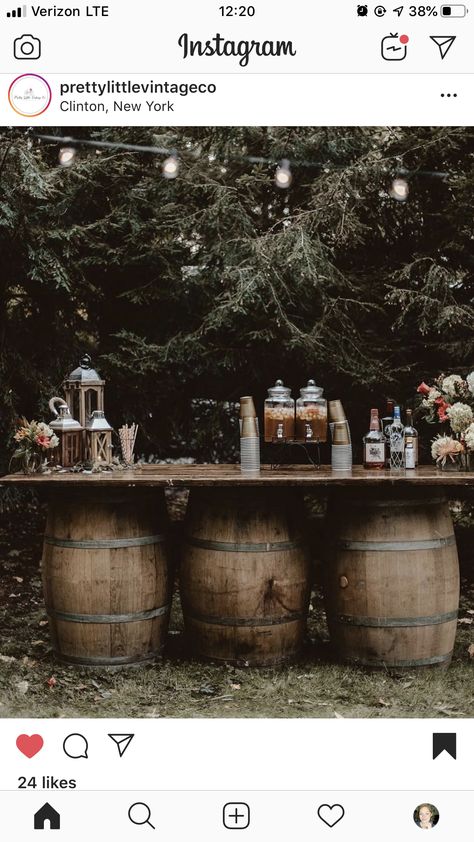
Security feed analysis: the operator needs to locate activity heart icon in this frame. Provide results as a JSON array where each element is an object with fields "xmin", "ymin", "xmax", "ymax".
[
  {"xmin": 317, "ymin": 804, "xmax": 345, "ymax": 828},
  {"xmin": 16, "ymin": 734, "xmax": 44, "ymax": 758}
]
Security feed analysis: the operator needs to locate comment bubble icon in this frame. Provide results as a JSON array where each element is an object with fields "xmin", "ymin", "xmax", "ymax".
[{"xmin": 63, "ymin": 733, "xmax": 89, "ymax": 759}]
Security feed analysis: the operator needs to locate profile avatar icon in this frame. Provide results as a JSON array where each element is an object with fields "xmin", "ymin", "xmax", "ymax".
[
  {"xmin": 414, "ymin": 804, "xmax": 439, "ymax": 830},
  {"xmin": 357, "ymin": 4, "xmax": 368, "ymax": 14}
]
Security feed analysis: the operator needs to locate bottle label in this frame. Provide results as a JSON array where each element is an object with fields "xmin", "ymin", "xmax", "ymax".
[
  {"xmin": 365, "ymin": 443, "xmax": 385, "ymax": 463},
  {"xmin": 405, "ymin": 446, "xmax": 416, "ymax": 469}
]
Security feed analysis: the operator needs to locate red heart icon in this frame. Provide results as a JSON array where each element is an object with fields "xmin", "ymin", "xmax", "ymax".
[{"xmin": 16, "ymin": 734, "xmax": 44, "ymax": 758}]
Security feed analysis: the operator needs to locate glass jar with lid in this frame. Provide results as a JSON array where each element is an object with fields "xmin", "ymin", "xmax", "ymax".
[
  {"xmin": 295, "ymin": 379, "xmax": 328, "ymax": 442},
  {"xmin": 264, "ymin": 380, "xmax": 295, "ymax": 442}
]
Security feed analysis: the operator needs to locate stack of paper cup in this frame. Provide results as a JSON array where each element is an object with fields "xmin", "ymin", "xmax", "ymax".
[
  {"xmin": 239, "ymin": 396, "xmax": 260, "ymax": 474},
  {"xmin": 331, "ymin": 420, "xmax": 352, "ymax": 472}
]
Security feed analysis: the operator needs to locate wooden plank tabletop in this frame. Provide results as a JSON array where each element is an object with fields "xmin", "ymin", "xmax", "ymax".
[{"xmin": 1, "ymin": 464, "xmax": 474, "ymax": 488}]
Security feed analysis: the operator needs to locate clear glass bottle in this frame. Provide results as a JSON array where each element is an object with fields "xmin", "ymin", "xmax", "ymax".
[
  {"xmin": 363, "ymin": 408, "xmax": 385, "ymax": 469},
  {"xmin": 264, "ymin": 380, "xmax": 295, "ymax": 442},
  {"xmin": 388, "ymin": 405, "xmax": 404, "ymax": 470},
  {"xmin": 381, "ymin": 398, "xmax": 395, "ymax": 468},
  {"xmin": 403, "ymin": 409, "xmax": 418, "ymax": 466},
  {"xmin": 295, "ymin": 380, "xmax": 328, "ymax": 442}
]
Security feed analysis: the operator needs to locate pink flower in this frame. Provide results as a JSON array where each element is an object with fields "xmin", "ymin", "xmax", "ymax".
[
  {"xmin": 417, "ymin": 382, "xmax": 431, "ymax": 396},
  {"xmin": 35, "ymin": 434, "xmax": 51, "ymax": 448},
  {"xmin": 436, "ymin": 400, "xmax": 451, "ymax": 423}
]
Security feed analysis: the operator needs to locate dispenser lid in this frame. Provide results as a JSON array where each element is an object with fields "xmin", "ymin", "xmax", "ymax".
[
  {"xmin": 300, "ymin": 379, "xmax": 324, "ymax": 399},
  {"xmin": 267, "ymin": 379, "xmax": 292, "ymax": 398}
]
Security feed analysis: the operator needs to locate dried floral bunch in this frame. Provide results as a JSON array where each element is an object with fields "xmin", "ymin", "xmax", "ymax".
[
  {"xmin": 11, "ymin": 418, "xmax": 59, "ymax": 473},
  {"xmin": 417, "ymin": 372, "xmax": 474, "ymax": 466}
]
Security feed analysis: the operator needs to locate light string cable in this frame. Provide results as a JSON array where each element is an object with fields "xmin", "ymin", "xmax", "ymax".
[{"xmin": 27, "ymin": 130, "xmax": 451, "ymax": 194}]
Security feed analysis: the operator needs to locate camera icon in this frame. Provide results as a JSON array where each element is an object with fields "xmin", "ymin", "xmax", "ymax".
[{"xmin": 14, "ymin": 34, "xmax": 41, "ymax": 60}]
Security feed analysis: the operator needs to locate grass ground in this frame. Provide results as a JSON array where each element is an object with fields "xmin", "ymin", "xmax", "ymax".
[{"xmin": 0, "ymin": 495, "xmax": 472, "ymax": 719}]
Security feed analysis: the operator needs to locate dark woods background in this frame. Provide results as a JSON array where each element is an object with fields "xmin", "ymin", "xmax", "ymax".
[{"xmin": 1, "ymin": 125, "xmax": 474, "ymax": 469}]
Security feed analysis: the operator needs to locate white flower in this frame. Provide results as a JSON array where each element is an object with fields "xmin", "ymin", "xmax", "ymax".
[
  {"xmin": 431, "ymin": 435, "xmax": 463, "ymax": 465},
  {"xmin": 467, "ymin": 372, "xmax": 474, "ymax": 396},
  {"xmin": 446, "ymin": 402, "xmax": 473, "ymax": 434},
  {"xmin": 441, "ymin": 374, "xmax": 465, "ymax": 398},
  {"xmin": 464, "ymin": 423, "xmax": 474, "ymax": 451}
]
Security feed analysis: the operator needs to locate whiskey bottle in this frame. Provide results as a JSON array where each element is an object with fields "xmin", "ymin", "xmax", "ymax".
[
  {"xmin": 363, "ymin": 408, "xmax": 386, "ymax": 470},
  {"xmin": 388, "ymin": 405, "xmax": 404, "ymax": 470},
  {"xmin": 403, "ymin": 409, "xmax": 418, "ymax": 466}
]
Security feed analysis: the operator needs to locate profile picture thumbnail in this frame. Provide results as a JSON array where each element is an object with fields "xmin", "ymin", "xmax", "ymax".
[{"xmin": 413, "ymin": 804, "xmax": 439, "ymax": 830}]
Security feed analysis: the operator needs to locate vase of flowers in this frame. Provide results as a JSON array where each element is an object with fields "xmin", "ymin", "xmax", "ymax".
[
  {"xmin": 417, "ymin": 373, "xmax": 474, "ymax": 471},
  {"xmin": 10, "ymin": 419, "xmax": 59, "ymax": 474}
]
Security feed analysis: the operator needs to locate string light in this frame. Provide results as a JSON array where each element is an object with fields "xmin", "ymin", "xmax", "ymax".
[
  {"xmin": 162, "ymin": 153, "xmax": 179, "ymax": 180},
  {"xmin": 389, "ymin": 176, "xmax": 410, "ymax": 202},
  {"xmin": 23, "ymin": 132, "xmax": 451, "ymax": 194},
  {"xmin": 58, "ymin": 146, "xmax": 77, "ymax": 168},
  {"xmin": 275, "ymin": 159, "xmax": 292, "ymax": 189}
]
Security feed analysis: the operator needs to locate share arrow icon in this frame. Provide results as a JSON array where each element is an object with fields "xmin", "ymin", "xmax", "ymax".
[
  {"xmin": 430, "ymin": 35, "xmax": 456, "ymax": 59},
  {"xmin": 108, "ymin": 733, "xmax": 134, "ymax": 757}
]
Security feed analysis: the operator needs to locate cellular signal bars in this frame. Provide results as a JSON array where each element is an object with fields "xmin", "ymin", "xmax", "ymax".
[{"xmin": 7, "ymin": 5, "xmax": 27, "ymax": 16}]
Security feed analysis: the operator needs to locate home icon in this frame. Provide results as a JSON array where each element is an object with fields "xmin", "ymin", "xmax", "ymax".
[{"xmin": 34, "ymin": 802, "xmax": 61, "ymax": 830}]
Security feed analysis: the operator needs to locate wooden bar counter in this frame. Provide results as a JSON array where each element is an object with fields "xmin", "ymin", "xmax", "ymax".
[{"xmin": 1, "ymin": 465, "xmax": 471, "ymax": 669}]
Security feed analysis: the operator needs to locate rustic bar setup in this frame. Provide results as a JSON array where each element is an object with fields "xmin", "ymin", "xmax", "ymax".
[{"xmin": 1, "ymin": 464, "xmax": 471, "ymax": 670}]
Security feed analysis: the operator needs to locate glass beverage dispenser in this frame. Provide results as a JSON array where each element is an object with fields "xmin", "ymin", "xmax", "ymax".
[
  {"xmin": 264, "ymin": 380, "xmax": 295, "ymax": 442},
  {"xmin": 295, "ymin": 379, "xmax": 328, "ymax": 442}
]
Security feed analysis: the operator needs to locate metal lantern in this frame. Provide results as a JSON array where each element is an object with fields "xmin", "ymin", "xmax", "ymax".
[
  {"xmin": 85, "ymin": 410, "xmax": 113, "ymax": 465},
  {"xmin": 49, "ymin": 399, "xmax": 83, "ymax": 467},
  {"xmin": 63, "ymin": 354, "xmax": 105, "ymax": 429}
]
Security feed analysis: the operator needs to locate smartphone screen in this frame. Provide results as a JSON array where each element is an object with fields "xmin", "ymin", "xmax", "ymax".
[{"xmin": 0, "ymin": 2, "xmax": 472, "ymax": 839}]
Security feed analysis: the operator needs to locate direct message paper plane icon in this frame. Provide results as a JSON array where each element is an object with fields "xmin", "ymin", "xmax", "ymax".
[
  {"xmin": 430, "ymin": 35, "xmax": 456, "ymax": 59},
  {"xmin": 108, "ymin": 733, "xmax": 134, "ymax": 757}
]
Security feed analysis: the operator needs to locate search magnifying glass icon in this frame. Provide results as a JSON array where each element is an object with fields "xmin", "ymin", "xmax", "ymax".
[{"xmin": 128, "ymin": 802, "xmax": 155, "ymax": 830}]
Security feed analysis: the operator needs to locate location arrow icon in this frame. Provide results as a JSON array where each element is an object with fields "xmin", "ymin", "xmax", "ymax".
[
  {"xmin": 430, "ymin": 35, "xmax": 456, "ymax": 59},
  {"xmin": 108, "ymin": 733, "xmax": 134, "ymax": 757}
]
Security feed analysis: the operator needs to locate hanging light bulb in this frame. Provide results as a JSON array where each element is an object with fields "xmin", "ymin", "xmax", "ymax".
[
  {"xmin": 389, "ymin": 176, "xmax": 409, "ymax": 202},
  {"xmin": 275, "ymin": 158, "xmax": 292, "ymax": 189},
  {"xmin": 162, "ymin": 154, "xmax": 179, "ymax": 179},
  {"xmin": 58, "ymin": 146, "xmax": 77, "ymax": 168}
]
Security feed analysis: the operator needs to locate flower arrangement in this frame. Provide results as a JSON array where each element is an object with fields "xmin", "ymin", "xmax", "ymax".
[
  {"xmin": 11, "ymin": 419, "xmax": 59, "ymax": 474},
  {"xmin": 417, "ymin": 372, "xmax": 474, "ymax": 469}
]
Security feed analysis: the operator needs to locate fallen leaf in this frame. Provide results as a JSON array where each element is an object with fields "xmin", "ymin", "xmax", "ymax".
[
  {"xmin": 13, "ymin": 576, "xmax": 23, "ymax": 583},
  {"xmin": 468, "ymin": 644, "xmax": 474, "ymax": 659},
  {"xmin": 16, "ymin": 680, "xmax": 29, "ymax": 695},
  {"xmin": 230, "ymin": 683, "xmax": 241, "ymax": 690},
  {"xmin": 46, "ymin": 676, "xmax": 57, "ymax": 688},
  {"xmin": 39, "ymin": 620, "xmax": 49, "ymax": 627},
  {"xmin": 334, "ymin": 712, "xmax": 344, "ymax": 719},
  {"xmin": 458, "ymin": 618, "xmax": 473, "ymax": 625},
  {"xmin": 0, "ymin": 654, "xmax": 16, "ymax": 663},
  {"xmin": 377, "ymin": 698, "xmax": 391, "ymax": 707}
]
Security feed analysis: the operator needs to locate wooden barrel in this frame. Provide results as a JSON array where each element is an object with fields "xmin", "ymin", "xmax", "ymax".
[
  {"xmin": 41, "ymin": 490, "xmax": 172, "ymax": 666},
  {"xmin": 180, "ymin": 489, "xmax": 311, "ymax": 666},
  {"xmin": 325, "ymin": 492, "xmax": 460, "ymax": 669}
]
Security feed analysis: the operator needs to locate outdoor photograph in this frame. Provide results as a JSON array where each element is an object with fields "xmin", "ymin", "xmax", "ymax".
[{"xmin": 0, "ymin": 125, "xmax": 473, "ymax": 719}]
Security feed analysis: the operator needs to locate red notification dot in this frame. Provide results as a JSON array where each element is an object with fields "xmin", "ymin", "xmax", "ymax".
[{"xmin": 400, "ymin": 34, "xmax": 409, "ymax": 44}]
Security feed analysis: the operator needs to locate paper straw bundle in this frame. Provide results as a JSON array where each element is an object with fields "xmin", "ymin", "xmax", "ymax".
[{"xmin": 119, "ymin": 423, "xmax": 138, "ymax": 466}]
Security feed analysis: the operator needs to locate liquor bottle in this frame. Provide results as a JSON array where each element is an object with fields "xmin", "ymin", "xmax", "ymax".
[
  {"xmin": 388, "ymin": 405, "xmax": 404, "ymax": 470},
  {"xmin": 363, "ymin": 408, "xmax": 386, "ymax": 469},
  {"xmin": 381, "ymin": 399, "xmax": 395, "ymax": 468},
  {"xmin": 403, "ymin": 409, "xmax": 418, "ymax": 466},
  {"xmin": 405, "ymin": 436, "xmax": 416, "ymax": 470}
]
